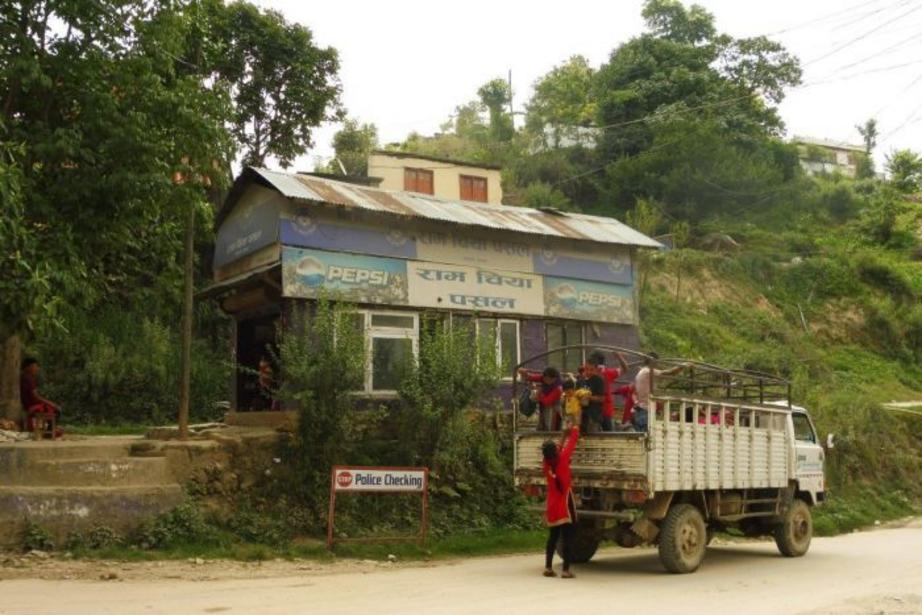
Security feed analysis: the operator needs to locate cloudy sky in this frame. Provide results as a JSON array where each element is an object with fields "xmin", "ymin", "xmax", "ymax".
[{"xmin": 252, "ymin": 0, "xmax": 922, "ymax": 172}]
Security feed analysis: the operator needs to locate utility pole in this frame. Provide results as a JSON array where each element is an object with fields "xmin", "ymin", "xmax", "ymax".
[
  {"xmin": 508, "ymin": 69, "xmax": 515, "ymax": 130},
  {"xmin": 178, "ymin": 198, "xmax": 194, "ymax": 440}
]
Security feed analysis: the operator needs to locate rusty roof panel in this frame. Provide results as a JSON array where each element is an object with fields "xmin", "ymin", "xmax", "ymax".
[{"xmin": 252, "ymin": 167, "xmax": 662, "ymax": 249}]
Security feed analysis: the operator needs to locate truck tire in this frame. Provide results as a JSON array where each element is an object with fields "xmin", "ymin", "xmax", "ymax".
[
  {"xmin": 658, "ymin": 504, "xmax": 707, "ymax": 574},
  {"xmin": 774, "ymin": 499, "xmax": 812, "ymax": 557},
  {"xmin": 558, "ymin": 519, "xmax": 601, "ymax": 564}
]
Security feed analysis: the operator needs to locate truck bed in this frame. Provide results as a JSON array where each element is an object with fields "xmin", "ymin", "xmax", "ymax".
[{"xmin": 514, "ymin": 397, "xmax": 792, "ymax": 494}]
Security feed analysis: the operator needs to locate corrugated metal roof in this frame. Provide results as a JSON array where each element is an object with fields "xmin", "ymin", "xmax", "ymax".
[{"xmin": 250, "ymin": 167, "xmax": 663, "ymax": 249}]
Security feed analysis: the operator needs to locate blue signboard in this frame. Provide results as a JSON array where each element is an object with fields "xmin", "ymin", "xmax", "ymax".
[
  {"xmin": 544, "ymin": 277, "xmax": 635, "ymax": 324},
  {"xmin": 532, "ymin": 248, "xmax": 632, "ymax": 285},
  {"xmin": 280, "ymin": 216, "xmax": 417, "ymax": 259},
  {"xmin": 282, "ymin": 247, "xmax": 408, "ymax": 305},
  {"xmin": 214, "ymin": 194, "xmax": 281, "ymax": 268}
]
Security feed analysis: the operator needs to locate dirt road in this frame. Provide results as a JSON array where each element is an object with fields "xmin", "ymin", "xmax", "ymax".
[{"xmin": 2, "ymin": 522, "xmax": 921, "ymax": 615}]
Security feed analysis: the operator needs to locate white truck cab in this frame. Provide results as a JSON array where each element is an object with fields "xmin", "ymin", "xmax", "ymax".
[{"xmin": 790, "ymin": 405, "xmax": 826, "ymax": 505}]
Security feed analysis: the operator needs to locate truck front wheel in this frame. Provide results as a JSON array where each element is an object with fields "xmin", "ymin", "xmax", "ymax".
[
  {"xmin": 774, "ymin": 499, "xmax": 812, "ymax": 557},
  {"xmin": 658, "ymin": 503, "xmax": 707, "ymax": 574}
]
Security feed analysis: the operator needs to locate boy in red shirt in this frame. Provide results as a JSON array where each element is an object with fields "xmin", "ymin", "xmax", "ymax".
[
  {"xmin": 519, "ymin": 366, "xmax": 563, "ymax": 431},
  {"xmin": 587, "ymin": 350, "xmax": 628, "ymax": 432},
  {"xmin": 542, "ymin": 426, "xmax": 580, "ymax": 578}
]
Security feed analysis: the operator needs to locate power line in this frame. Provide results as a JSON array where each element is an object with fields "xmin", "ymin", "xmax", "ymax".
[
  {"xmin": 762, "ymin": 0, "xmax": 890, "ymax": 36},
  {"xmin": 803, "ymin": 2, "xmax": 922, "ymax": 66},
  {"xmin": 832, "ymin": 31, "xmax": 922, "ymax": 72},
  {"xmin": 829, "ymin": 0, "xmax": 911, "ymax": 32}
]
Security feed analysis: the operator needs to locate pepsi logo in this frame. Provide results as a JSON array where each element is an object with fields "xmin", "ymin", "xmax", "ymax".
[
  {"xmin": 296, "ymin": 256, "xmax": 326, "ymax": 287},
  {"xmin": 336, "ymin": 471, "xmax": 353, "ymax": 488}
]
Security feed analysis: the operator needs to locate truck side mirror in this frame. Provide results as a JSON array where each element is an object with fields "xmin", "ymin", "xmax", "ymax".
[{"xmin": 825, "ymin": 433, "xmax": 835, "ymax": 450}]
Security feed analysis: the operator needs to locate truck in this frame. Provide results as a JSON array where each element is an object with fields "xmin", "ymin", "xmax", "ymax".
[{"xmin": 513, "ymin": 346, "xmax": 826, "ymax": 574}]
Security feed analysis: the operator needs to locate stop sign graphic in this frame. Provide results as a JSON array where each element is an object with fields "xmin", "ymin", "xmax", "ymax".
[{"xmin": 336, "ymin": 471, "xmax": 353, "ymax": 488}]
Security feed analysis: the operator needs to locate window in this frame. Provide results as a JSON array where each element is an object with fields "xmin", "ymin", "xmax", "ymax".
[
  {"xmin": 792, "ymin": 413, "xmax": 816, "ymax": 443},
  {"xmin": 404, "ymin": 168, "xmax": 434, "ymax": 194},
  {"xmin": 460, "ymin": 175, "xmax": 488, "ymax": 202},
  {"xmin": 475, "ymin": 318, "xmax": 519, "ymax": 378},
  {"xmin": 546, "ymin": 322, "xmax": 584, "ymax": 374},
  {"xmin": 352, "ymin": 311, "xmax": 419, "ymax": 394}
]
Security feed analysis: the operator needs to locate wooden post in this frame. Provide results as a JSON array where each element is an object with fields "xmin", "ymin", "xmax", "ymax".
[{"xmin": 178, "ymin": 201, "xmax": 194, "ymax": 440}]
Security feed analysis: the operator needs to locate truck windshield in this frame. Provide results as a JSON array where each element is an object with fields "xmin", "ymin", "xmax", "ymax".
[{"xmin": 792, "ymin": 413, "xmax": 816, "ymax": 443}]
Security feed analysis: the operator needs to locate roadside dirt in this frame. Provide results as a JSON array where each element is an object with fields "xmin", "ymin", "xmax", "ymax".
[
  {"xmin": 0, "ymin": 553, "xmax": 420, "ymax": 583},
  {"xmin": 1, "ymin": 516, "xmax": 919, "ymax": 584}
]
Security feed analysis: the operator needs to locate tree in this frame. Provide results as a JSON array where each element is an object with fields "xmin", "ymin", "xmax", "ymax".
[
  {"xmin": 209, "ymin": 0, "xmax": 343, "ymax": 167},
  {"xmin": 885, "ymin": 149, "xmax": 922, "ymax": 193},
  {"xmin": 594, "ymin": 0, "xmax": 801, "ymax": 159},
  {"xmin": 525, "ymin": 56, "xmax": 597, "ymax": 148},
  {"xmin": 856, "ymin": 118, "xmax": 878, "ymax": 179},
  {"xmin": 0, "ymin": 0, "xmax": 236, "ymax": 419},
  {"xmin": 857, "ymin": 118, "xmax": 879, "ymax": 155},
  {"xmin": 323, "ymin": 119, "xmax": 378, "ymax": 176},
  {"xmin": 477, "ymin": 78, "xmax": 514, "ymax": 142}
]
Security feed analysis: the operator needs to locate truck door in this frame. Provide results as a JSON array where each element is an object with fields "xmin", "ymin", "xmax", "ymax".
[{"xmin": 792, "ymin": 411, "xmax": 824, "ymax": 503}]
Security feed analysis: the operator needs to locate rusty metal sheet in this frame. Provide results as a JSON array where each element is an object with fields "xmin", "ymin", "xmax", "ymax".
[{"xmin": 251, "ymin": 167, "xmax": 662, "ymax": 249}]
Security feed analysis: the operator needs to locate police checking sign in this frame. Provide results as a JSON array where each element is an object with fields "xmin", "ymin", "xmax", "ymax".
[
  {"xmin": 327, "ymin": 466, "xmax": 429, "ymax": 548},
  {"xmin": 333, "ymin": 467, "xmax": 427, "ymax": 492}
]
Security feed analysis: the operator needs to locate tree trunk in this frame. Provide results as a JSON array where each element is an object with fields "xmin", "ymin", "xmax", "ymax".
[
  {"xmin": 178, "ymin": 203, "xmax": 195, "ymax": 440},
  {"xmin": 0, "ymin": 334, "xmax": 23, "ymax": 423}
]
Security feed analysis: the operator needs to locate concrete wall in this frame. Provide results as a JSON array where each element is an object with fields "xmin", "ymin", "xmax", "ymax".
[{"xmin": 368, "ymin": 153, "xmax": 503, "ymax": 204}]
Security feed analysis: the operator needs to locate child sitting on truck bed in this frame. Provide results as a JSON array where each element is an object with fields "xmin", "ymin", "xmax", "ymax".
[{"xmin": 562, "ymin": 378, "xmax": 591, "ymax": 429}]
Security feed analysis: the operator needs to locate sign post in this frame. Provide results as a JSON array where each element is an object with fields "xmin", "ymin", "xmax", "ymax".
[{"xmin": 326, "ymin": 465, "xmax": 429, "ymax": 550}]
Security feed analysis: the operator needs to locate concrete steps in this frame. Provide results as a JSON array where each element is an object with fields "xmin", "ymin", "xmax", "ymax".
[
  {"xmin": 3, "ymin": 456, "xmax": 172, "ymax": 487},
  {"xmin": 0, "ymin": 436, "xmax": 184, "ymax": 548},
  {"xmin": 0, "ymin": 485, "xmax": 184, "ymax": 547}
]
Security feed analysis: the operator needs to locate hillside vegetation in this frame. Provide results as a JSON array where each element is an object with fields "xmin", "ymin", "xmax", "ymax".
[{"xmin": 638, "ymin": 200, "xmax": 922, "ymax": 532}]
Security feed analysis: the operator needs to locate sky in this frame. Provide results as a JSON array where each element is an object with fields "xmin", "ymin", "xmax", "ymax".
[{"xmin": 252, "ymin": 0, "xmax": 922, "ymax": 172}]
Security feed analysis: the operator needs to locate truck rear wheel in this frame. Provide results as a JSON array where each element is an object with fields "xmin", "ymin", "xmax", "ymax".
[
  {"xmin": 658, "ymin": 504, "xmax": 707, "ymax": 574},
  {"xmin": 558, "ymin": 519, "xmax": 601, "ymax": 564},
  {"xmin": 774, "ymin": 499, "xmax": 812, "ymax": 557}
]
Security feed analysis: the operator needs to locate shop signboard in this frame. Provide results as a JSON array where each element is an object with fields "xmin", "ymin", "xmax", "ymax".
[
  {"xmin": 214, "ymin": 188, "xmax": 282, "ymax": 268},
  {"xmin": 282, "ymin": 247, "xmax": 408, "ymax": 305},
  {"xmin": 282, "ymin": 247, "xmax": 636, "ymax": 324},
  {"xmin": 544, "ymin": 276, "xmax": 635, "ymax": 324},
  {"xmin": 406, "ymin": 262, "xmax": 544, "ymax": 315}
]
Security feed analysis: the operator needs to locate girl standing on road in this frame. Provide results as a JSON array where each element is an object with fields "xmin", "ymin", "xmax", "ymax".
[{"xmin": 542, "ymin": 426, "xmax": 580, "ymax": 578}]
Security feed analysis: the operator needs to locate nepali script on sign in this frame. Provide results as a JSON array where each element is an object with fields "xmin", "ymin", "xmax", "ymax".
[
  {"xmin": 406, "ymin": 262, "xmax": 544, "ymax": 314},
  {"xmin": 332, "ymin": 467, "xmax": 428, "ymax": 492}
]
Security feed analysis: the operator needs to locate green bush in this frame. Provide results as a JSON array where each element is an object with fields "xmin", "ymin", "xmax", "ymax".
[
  {"xmin": 67, "ymin": 525, "xmax": 124, "ymax": 550},
  {"xmin": 32, "ymin": 305, "xmax": 230, "ymax": 425},
  {"xmin": 276, "ymin": 299, "xmax": 365, "ymax": 525},
  {"xmin": 21, "ymin": 522, "xmax": 54, "ymax": 552},
  {"xmin": 853, "ymin": 253, "xmax": 916, "ymax": 304},
  {"xmin": 129, "ymin": 500, "xmax": 221, "ymax": 550}
]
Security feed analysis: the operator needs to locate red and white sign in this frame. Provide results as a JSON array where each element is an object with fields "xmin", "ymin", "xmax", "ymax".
[{"xmin": 332, "ymin": 466, "xmax": 427, "ymax": 492}]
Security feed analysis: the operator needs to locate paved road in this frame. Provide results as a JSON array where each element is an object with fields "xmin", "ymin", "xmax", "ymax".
[{"xmin": 3, "ymin": 524, "xmax": 921, "ymax": 615}]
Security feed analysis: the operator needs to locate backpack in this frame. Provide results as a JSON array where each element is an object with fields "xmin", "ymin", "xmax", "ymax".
[{"xmin": 518, "ymin": 386, "xmax": 537, "ymax": 417}]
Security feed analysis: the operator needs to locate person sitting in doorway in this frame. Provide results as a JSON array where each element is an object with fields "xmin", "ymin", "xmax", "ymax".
[
  {"xmin": 20, "ymin": 357, "xmax": 62, "ymax": 438},
  {"xmin": 257, "ymin": 356, "xmax": 280, "ymax": 411},
  {"xmin": 519, "ymin": 366, "xmax": 563, "ymax": 431}
]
